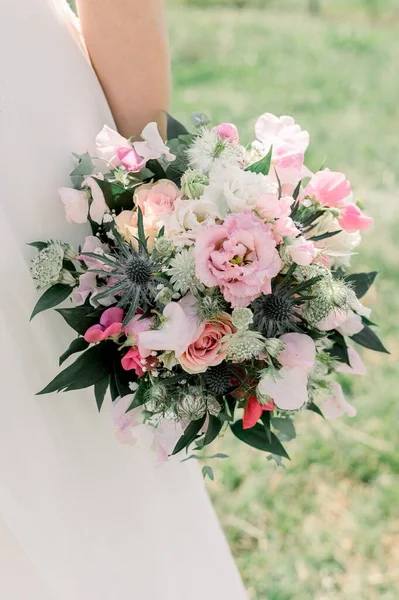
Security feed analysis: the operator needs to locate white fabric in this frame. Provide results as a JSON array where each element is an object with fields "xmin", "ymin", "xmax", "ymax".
[{"xmin": 0, "ymin": 1, "xmax": 247, "ymax": 598}]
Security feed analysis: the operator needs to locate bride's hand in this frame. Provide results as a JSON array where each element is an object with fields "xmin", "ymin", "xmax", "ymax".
[{"xmin": 76, "ymin": 0, "xmax": 170, "ymax": 138}]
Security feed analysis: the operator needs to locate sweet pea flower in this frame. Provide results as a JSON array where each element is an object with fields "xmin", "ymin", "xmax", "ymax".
[
  {"xmin": 195, "ymin": 212, "xmax": 283, "ymax": 308},
  {"xmin": 151, "ymin": 419, "xmax": 183, "ymax": 464},
  {"xmin": 255, "ymin": 113, "xmax": 309, "ymax": 155},
  {"xmin": 179, "ymin": 313, "xmax": 235, "ymax": 374},
  {"xmin": 273, "ymin": 216, "xmax": 301, "ymax": 240},
  {"xmin": 84, "ymin": 307, "xmax": 124, "ymax": 343},
  {"xmin": 73, "ymin": 271, "xmax": 98, "ymax": 306},
  {"xmin": 121, "ymin": 347, "xmax": 145, "ymax": 377},
  {"xmin": 288, "ymin": 237, "xmax": 318, "ymax": 266},
  {"xmin": 258, "ymin": 366, "xmax": 309, "ymax": 411},
  {"xmin": 139, "ymin": 294, "xmax": 203, "ymax": 358},
  {"xmin": 316, "ymin": 308, "xmax": 351, "ymax": 332},
  {"xmin": 305, "ymin": 169, "xmax": 352, "ymax": 207},
  {"xmin": 256, "ymin": 193, "xmax": 294, "ymax": 221},
  {"xmin": 278, "ymin": 333, "xmax": 316, "ymax": 374},
  {"xmin": 96, "ymin": 125, "xmax": 147, "ymax": 172},
  {"xmin": 337, "ymin": 311, "xmax": 365, "ymax": 336},
  {"xmin": 117, "ymin": 146, "xmax": 146, "ymax": 172},
  {"xmin": 58, "ymin": 187, "xmax": 88, "ymax": 224},
  {"xmin": 135, "ymin": 180, "xmax": 180, "ymax": 219},
  {"xmin": 133, "ymin": 122, "xmax": 176, "ymax": 162},
  {"xmin": 213, "ymin": 123, "xmax": 240, "ymax": 144},
  {"xmin": 243, "ymin": 395, "xmax": 275, "ymax": 430},
  {"xmin": 338, "ymin": 204, "xmax": 373, "ymax": 233},
  {"xmin": 322, "ymin": 382, "xmax": 357, "ymax": 420},
  {"xmin": 83, "ymin": 177, "xmax": 108, "ymax": 224},
  {"xmin": 336, "ymin": 346, "xmax": 367, "ymax": 376},
  {"xmin": 78, "ymin": 236, "xmax": 110, "ymax": 269},
  {"xmin": 112, "ymin": 396, "xmax": 144, "ymax": 446}
]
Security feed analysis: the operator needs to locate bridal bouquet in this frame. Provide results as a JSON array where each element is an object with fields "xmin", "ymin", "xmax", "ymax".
[{"xmin": 30, "ymin": 111, "xmax": 387, "ymax": 464}]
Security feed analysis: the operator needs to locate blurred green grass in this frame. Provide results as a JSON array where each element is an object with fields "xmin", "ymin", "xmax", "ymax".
[
  {"xmin": 68, "ymin": 1, "xmax": 399, "ymax": 597},
  {"xmin": 168, "ymin": 5, "xmax": 399, "ymax": 600}
]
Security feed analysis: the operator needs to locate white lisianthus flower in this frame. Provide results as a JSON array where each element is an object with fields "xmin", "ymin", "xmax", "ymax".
[
  {"xmin": 186, "ymin": 127, "xmax": 244, "ymax": 174},
  {"xmin": 162, "ymin": 198, "xmax": 218, "ymax": 246},
  {"xmin": 202, "ymin": 165, "xmax": 277, "ymax": 217}
]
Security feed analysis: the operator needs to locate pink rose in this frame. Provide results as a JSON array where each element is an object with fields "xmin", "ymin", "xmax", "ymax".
[
  {"xmin": 336, "ymin": 347, "xmax": 366, "ymax": 376},
  {"xmin": 338, "ymin": 204, "xmax": 373, "ymax": 233},
  {"xmin": 195, "ymin": 212, "xmax": 283, "ymax": 308},
  {"xmin": 278, "ymin": 333, "xmax": 316, "ymax": 374},
  {"xmin": 213, "ymin": 123, "xmax": 239, "ymax": 144},
  {"xmin": 179, "ymin": 313, "xmax": 235, "ymax": 374},
  {"xmin": 135, "ymin": 179, "xmax": 180, "ymax": 218},
  {"xmin": 258, "ymin": 366, "xmax": 309, "ymax": 411},
  {"xmin": 322, "ymin": 382, "xmax": 357, "ymax": 420},
  {"xmin": 288, "ymin": 237, "xmax": 318, "ymax": 266},
  {"xmin": 305, "ymin": 169, "xmax": 352, "ymax": 207}
]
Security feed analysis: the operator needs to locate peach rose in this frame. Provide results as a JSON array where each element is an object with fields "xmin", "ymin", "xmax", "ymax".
[
  {"xmin": 114, "ymin": 209, "xmax": 159, "ymax": 251},
  {"xmin": 179, "ymin": 313, "xmax": 235, "ymax": 374},
  {"xmin": 134, "ymin": 179, "xmax": 180, "ymax": 219}
]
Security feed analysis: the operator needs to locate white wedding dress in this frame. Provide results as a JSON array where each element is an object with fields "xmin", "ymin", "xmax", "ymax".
[{"xmin": 0, "ymin": 1, "xmax": 247, "ymax": 598}]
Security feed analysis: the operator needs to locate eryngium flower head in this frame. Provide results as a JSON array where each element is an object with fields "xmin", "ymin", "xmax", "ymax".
[
  {"xmin": 204, "ymin": 363, "xmax": 232, "ymax": 395},
  {"xmin": 252, "ymin": 293, "xmax": 296, "ymax": 337},
  {"xmin": 31, "ymin": 242, "xmax": 75, "ymax": 290}
]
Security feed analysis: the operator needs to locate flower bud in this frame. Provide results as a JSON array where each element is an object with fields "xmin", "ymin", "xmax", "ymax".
[{"xmin": 181, "ymin": 169, "xmax": 209, "ymax": 200}]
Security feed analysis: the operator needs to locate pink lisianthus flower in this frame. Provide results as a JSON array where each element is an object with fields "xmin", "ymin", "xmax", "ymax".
[
  {"xmin": 133, "ymin": 122, "xmax": 176, "ymax": 163},
  {"xmin": 336, "ymin": 346, "xmax": 367, "ymax": 376},
  {"xmin": 322, "ymin": 382, "xmax": 357, "ymax": 420},
  {"xmin": 84, "ymin": 307, "xmax": 124, "ymax": 343},
  {"xmin": 134, "ymin": 179, "xmax": 180, "ymax": 219},
  {"xmin": 213, "ymin": 123, "xmax": 240, "ymax": 144},
  {"xmin": 139, "ymin": 294, "xmax": 203, "ymax": 358},
  {"xmin": 195, "ymin": 212, "xmax": 283, "ymax": 308},
  {"xmin": 179, "ymin": 313, "xmax": 236, "ymax": 374},
  {"xmin": 112, "ymin": 395, "xmax": 144, "ymax": 446},
  {"xmin": 288, "ymin": 237, "xmax": 318, "ymax": 266},
  {"xmin": 243, "ymin": 395, "xmax": 275, "ymax": 430},
  {"xmin": 338, "ymin": 204, "xmax": 373, "ymax": 233},
  {"xmin": 305, "ymin": 169, "xmax": 352, "ymax": 207},
  {"xmin": 278, "ymin": 333, "xmax": 316, "ymax": 374},
  {"xmin": 258, "ymin": 366, "xmax": 309, "ymax": 411}
]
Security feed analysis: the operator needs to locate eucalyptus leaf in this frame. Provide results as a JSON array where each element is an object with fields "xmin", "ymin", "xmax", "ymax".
[
  {"xmin": 31, "ymin": 284, "xmax": 72, "ymax": 321},
  {"xmin": 202, "ymin": 465, "xmax": 214, "ymax": 481},
  {"xmin": 59, "ymin": 337, "xmax": 89, "ymax": 366},
  {"xmin": 351, "ymin": 325, "xmax": 389, "ymax": 354},
  {"xmin": 70, "ymin": 152, "xmax": 94, "ymax": 188},
  {"xmin": 230, "ymin": 420, "xmax": 290, "ymax": 459}
]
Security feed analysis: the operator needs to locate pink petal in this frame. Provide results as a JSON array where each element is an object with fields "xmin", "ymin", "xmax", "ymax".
[
  {"xmin": 100, "ymin": 307, "xmax": 125, "ymax": 328},
  {"xmin": 58, "ymin": 187, "xmax": 88, "ymax": 224},
  {"xmin": 84, "ymin": 324, "xmax": 104, "ymax": 344}
]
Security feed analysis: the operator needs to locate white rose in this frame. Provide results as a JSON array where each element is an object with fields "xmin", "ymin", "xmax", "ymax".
[{"xmin": 163, "ymin": 198, "xmax": 217, "ymax": 246}]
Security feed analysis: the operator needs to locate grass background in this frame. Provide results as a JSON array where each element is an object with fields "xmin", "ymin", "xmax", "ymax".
[{"xmin": 69, "ymin": 1, "xmax": 399, "ymax": 597}]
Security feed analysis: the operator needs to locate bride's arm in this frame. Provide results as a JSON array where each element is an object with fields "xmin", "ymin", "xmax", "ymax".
[{"xmin": 76, "ymin": 0, "xmax": 170, "ymax": 138}]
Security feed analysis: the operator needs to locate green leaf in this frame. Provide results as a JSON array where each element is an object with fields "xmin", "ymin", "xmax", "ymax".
[
  {"xmin": 328, "ymin": 331, "xmax": 350, "ymax": 365},
  {"xmin": 70, "ymin": 152, "xmax": 93, "ymax": 188},
  {"xmin": 230, "ymin": 420, "xmax": 290, "ymax": 459},
  {"xmin": 271, "ymin": 417, "xmax": 296, "ymax": 441},
  {"xmin": 196, "ymin": 415, "xmax": 223, "ymax": 449},
  {"xmin": 345, "ymin": 271, "xmax": 378, "ymax": 299},
  {"xmin": 309, "ymin": 230, "xmax": 342, "ymax": 242},
  {"xmin": 93, "ymin": 177, "xmax": 134, "ymax": 212},
  {"xmin": 351, "ymin": 325, "xmax": 389, "ymax": 354},
  {"xmin": 37, "ymin": 346, "xmax": 109, "ymax": 395},
  {"xmin": 245, "ymin": 146, "xmax": 272, "ymax": 175},
  {"xmin": 27, "ymin": 241, "xmax": 48, "ymax": 251},
  {"xmin": 261, "ymin": 411, "xmax": 272, "ymax": 443},
  {"xmin": 190, "ymin": 112, "xmax": 210, "ymax": 127},
  {"xmin": 165, "ymin": 112, "xmax": 189, "ymax": 140},
  {"xmin": 181, "ymin": 453, "xmax": 228, "ymax": 463},
  {"xmin": 31, "ymin": 284, "xmax": 72, "ymax": 320},
  {"xmin": 145, "ymin": 159, "xmax": 167, "ymax": 180},
  {"xmin": 94, "ymin": 377, "xmax": 109, "ymax": 411},
  {"xmin": 127, "ymin": 378, "xmax": 150, "ymax": 411},
  {"xmin": 136, "ymin": 206, "xmax": 147, "ymax": 252},
  {"xmin": 172, "ymin": 415, "xmax": 207, "ymax": 456},
  {"xmin": 202, "ymin": 465, "xmax": 214, "ymax": 481},
  {"xmin": 307, "ymin": 402, "xmax": 324, "ymax": 418},
  {"xmin": 56, "ymin": 306, "xmax": 103, "ymax": 335},
  {"xmin": 59, "ymin": 337, "xmax": 89, "ymax": 366},
  {"xmin": 113, "ymin": 360, "xmax": 132, "ymax": 399}
]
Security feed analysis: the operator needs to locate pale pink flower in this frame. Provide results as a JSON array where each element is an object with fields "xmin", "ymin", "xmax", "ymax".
[
  {"xmin": 133, "ymin": 122, "xmax": 175, "ymax": 162},
  {"xmin": 112, "ymin": 396, "xmax": 143, "ymax": 446},
  {"xmin": 273, "ymin": 216, "xmax": 301, "ymax": 240},
  {"xmin": 179, "ymin": 313, "xmax": 235, "ymax": 374},
  {"xmin": 195, "ymin": 212, "xmax": 283, "ymax": 308},
  {"xmin": 316, "ymin": 308, "xmax": 350, "ymax": 332},
  {"xmin": 336, "ymin": 347, "xmax": 367, "ymax": 376},
  {"xmin": 213, "ymin": 123, "xmax": 240, "ymax": 144},
  {"xmin": 139, "ymin": 294, "xmax": 203, "ymax": 357},
  {"xmin": 305, "ymin": 169, "xmax": 352, "ymax": 207},
  {"xmin": 114, "ymin": 209, "xmax": 159, "ymax": 251},
  {"xmin": 73, "ymin": 271, "xmax": 98, "ymax": 306},
  {"xmin": 117, "ymin": 146, "xmax": 146, "ymax": 172},
  {"xmin": 121, "ymin": 347, "xmax": 145, "ymax": 377},
  {"xmin": 288, "ymin": 237, "xmax": 318, "ymax": 266},
  {"xmin": 271, "ymin": 146, "xmax": 312, "ymax": 186},
  {"xmin": 338, "ymin": 204, "xmax": 373, "ymax": 233},
  {"xmin": 135, "ymin": 180, "xmax": 179, "ymax": 218},
  {"xmin": 58, "ymin": 187, "xmax": 88, "ymax": 224},
  {"xmin": 83, "ymin": 177, "xmax": 108, "ymax": 224},
  {"xmin": 256, "ymin": 193, "xmax": 294, "ymax": 220},
  {"xmin": 96, "ymin": 125, "xmax": 130, "ymax": 165},
  {"xmin": 337, "ymin": 311, "xmax": 364, "ymax": 336},
  {"xmin": 84, "ymin": 307, "xmax": 124, "ymax": 343},
  {"xmin": 278, "ymin": 333, "xmax": 316, "ymax": 374},
  {"xmin": 78, "ymin": 236, "xmax": 110, "ymax": 269},
  {"xmin": 151, "ymin": 419, "xmax": 183, "ymax": 464},
  {"xmin": 255, "ymin": 113, "xmax": 309, "ymax": 155},
  {"xmin": 258, "ymin": 366, "xmax": 309, "ymax": 411},
  {"xmin": 322, "ymin": 382, "xmax": 357, "ymax": 420}
]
